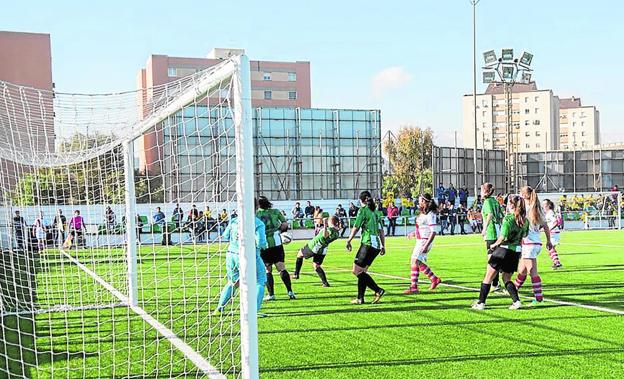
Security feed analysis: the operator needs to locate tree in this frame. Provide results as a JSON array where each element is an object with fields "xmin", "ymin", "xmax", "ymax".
[{"xmin": 383, "ymin": 126, "xmax": 434, "ymax": 197}]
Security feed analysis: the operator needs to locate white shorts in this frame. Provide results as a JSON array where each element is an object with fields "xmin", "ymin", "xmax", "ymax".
[
  {"xmin": 521, "ymin": 243, "xmax": 542, "ymax": 259},
  {"xmin": 411, "ymin": 240, "xmax": 432, "ymax": 262},
  {"xmin": 551, "ymin": 233, "xmax": 560, "ymax": 246}
]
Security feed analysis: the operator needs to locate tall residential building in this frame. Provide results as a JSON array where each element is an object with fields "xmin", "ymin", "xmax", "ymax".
[
  {"xmin": 462, "ymin": 83, "xmax": 559, "ymax": 152},
  {"xmin": 0, "ymin": 31, "xmax": 55, "ymax": 189},
  {"xmin": 137, "ymin": 48, "xmax": 311, "ymax": 173},
  {"xmin": 559, "ymin": 97, "xmax": 600, "ymax": 150}
]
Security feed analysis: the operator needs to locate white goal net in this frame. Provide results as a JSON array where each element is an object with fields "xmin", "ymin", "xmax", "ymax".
[
  {"xmin": 0, "ymin": 56, "xmax": 258, "ymax": 378},
  {"xmin": 544, "ymin": 191, "xmax": 622, "ymax": 231}
]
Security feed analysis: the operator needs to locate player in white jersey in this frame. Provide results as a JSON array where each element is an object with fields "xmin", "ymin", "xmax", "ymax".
[
  {"xmin": 514, "ymin": 186, "xmax": 553, "ymax": 306},
  {"xmin": 404, "ymin": 193, "xmax": 441, "ymax": 294},
  {"xmin": 543, "ymin": 199, "xmax": 563, "ymax": 269}
]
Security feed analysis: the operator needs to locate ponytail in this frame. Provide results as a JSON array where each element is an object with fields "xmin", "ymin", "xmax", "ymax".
[
  {"xmin": 482, "ymin": 182, "xmax": 494, "ymax": 198},
  {"xmin": 511, "ymin": 195, "xmax": 526, "ymax": 227},
  {"xmin": 359, "ymin": 190, "xmax": 376, "ymax": 211},
  {"xmin": 521, "ymin": 186, "xmax": 544, "ymax": 225}
]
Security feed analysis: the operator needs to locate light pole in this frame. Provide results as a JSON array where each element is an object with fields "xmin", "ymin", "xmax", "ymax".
[
  {"xmin": 471, "ymin": 0, "xmax": 480, "ymax": 201},
  {"xmin": 482, "ymin": 48, "xmax": 534, "ymax": 193}
]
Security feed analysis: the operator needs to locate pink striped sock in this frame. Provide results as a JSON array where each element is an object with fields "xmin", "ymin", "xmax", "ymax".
[
  {"xmin": 515, "ymin": 274, "xmax": 527, "ymax": 289},
  {"xmin": 410, "ymin": 265, "xmax": 420, "ymax": 288},
  {"xmin": 531, "ymin": 275, "xmax": 543, "ymax": 301},
  {"xmin": 549, "ymin": 248, "xmax": 561, "ymax": 265},
  {"xmin": 419, "ymin": 264, "xmax": 438, "ymax": 281}
]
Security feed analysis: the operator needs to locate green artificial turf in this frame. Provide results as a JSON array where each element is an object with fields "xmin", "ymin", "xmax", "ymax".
[{"xmin": 1, "ymin": 230, "xmax": 623, "ymax": 378}]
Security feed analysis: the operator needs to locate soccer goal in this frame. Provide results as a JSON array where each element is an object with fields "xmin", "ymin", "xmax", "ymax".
[
  {"xmin": 549, "ymin": 191, "xmax": 622, "ymax": 231},
  {"xmin": 0, "ymin": 56, "xmax": 259, "ymax": 378}
]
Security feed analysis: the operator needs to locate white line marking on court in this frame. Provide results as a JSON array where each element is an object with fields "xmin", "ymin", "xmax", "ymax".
[
  {"xmin": 331, "ymin": 268, "xmax": 624, "ymax": 316},
  {"xmin": 60, "ymin": 250, "xmax": 226, "ymax": 379}
]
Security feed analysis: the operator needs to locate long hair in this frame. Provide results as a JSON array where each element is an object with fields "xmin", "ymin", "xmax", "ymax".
[
  {"xmin": 543, "ymin": 199, "xmax": 555, "ymax": 211},
  {"xmin": 257, "ymin": 196, "xmax": 272, "ymax": 210},
  {"xmin": 510, "ymin": 195, "xmax": 527, "ymax": 227},
  {"xmin": 521, "ymin": 186, "xmax": 544, "ymax": 225},
  {"xmin": 420, "ymin": 193, "xmax": 438, "ymax": 214},
  {"xmin": 359, "ymin": 190, "xmax": 375, "ymax": 211},
  {"xmin": 482, "ymin": 183, "xmax": 494, "ymax": 198}
]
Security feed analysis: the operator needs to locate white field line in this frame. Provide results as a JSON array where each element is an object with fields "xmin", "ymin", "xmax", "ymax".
[
  {"xmin": 1, "ymin": 303, "xmax": 124, "ymax": 317},
  {"xmin": 330, "ymin": 268, "xmax": 624, "ymax": 316},
  {"xmin": 60, "ymin": 250, "xmax": 226, "ymax": 379}
]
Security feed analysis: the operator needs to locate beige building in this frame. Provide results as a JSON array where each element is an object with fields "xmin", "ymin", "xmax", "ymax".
[
  {"xmin": 462, "ymin": 83, "xmax": 559, "ymax": 152},
  {"xmin": 559, "ymin": 97, "xmax": 600, "ymax": 150}
]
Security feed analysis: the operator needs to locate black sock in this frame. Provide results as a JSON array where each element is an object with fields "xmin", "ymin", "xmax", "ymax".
[
  {"xmin": 505, "ymin": 281, "xmax": 520, "ymax": 302},
  {"xmin": 315, "ymin": 266, "xmax": 328, "ymax": 284},
  {"xmin": 266, "ymin": 272, "xmax": 275, "ymax": 296},
  {"xmin": 357, "ymin": 274, "xmax": 366, "ymax": 299},
  {"xmin": 280, "ymin": 270, "xmax": 293, "ymax": 292},
  {"xmin": 479, "ymin": 282, "xmax": 491, "ymax": 304},
  {"xmin": 492, "ymin": 272, "xmax": 500, "ymax": 287},
  {"xmin": 294, "ymin": 257, "xmax": 304, "ymax": 276},
  {"xmin": 361, "ymin": 272, "xmax": 381, "ymax": 293}
]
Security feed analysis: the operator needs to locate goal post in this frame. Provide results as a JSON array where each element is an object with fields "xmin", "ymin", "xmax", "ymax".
[{"xmin": 0, "ymin": 55, "xmax": 258, "ymax": 378}]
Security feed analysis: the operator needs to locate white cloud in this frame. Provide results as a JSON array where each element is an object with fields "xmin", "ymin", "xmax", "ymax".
[{"xmin": 371, "ymin": 66, "xmax": 412, "ymax": 99}]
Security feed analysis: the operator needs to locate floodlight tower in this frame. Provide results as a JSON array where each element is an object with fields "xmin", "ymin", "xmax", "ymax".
[{"xmin": 482, "ymin": 49, "xmax": 534, "ymax": 193}]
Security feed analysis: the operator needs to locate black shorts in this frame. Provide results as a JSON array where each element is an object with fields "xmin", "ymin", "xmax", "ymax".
[
  {"xmin": 261, "ymin": 245, "xmax": 286, "ymax": 265},
  {"xmin": 300, "ymin": 245, "xmax": 326, "ymax": 265},
  {"xmin": 485, "ymin": 240, "xmax": 497, "ymax": 254},
  {"xmin": 488, "ymin": 247, "xmax": 520, "ymax": 274},
  {"xmin": 354, "ymin": 244, "xmax": 381, "ymax": 268}
]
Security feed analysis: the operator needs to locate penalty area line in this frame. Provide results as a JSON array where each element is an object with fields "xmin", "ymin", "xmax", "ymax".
[
  {"xmin": 60, "ymin": 249, "xmax": 226, "ymax": 379},
  {"xmin": 330, "ymin": 268, "xmax": 624, "ymax": 316}
]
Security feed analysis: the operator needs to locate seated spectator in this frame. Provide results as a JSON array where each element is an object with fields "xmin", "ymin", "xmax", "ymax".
[
  {"xmin": 218, "ymin": 209, "xmax": 229, "ymax": 232},
  {"xmin": 292, "ymin": 202, "xmax": 304, "ymax": 227},
  {"xmin": 304, "ymin": 201, "xmax": 315, "ymax": 219}
]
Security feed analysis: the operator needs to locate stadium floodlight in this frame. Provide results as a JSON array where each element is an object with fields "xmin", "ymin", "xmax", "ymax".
[
  {"xmin": 501, "ymin": 48, "xmax": 514, "ymax": 61},
  {"xmin": 520, "ymin": 51, "xmax": 533, "ymax": 67},
  {"xmin": 483, "ymin": 50, "xmax": 497, "ymax": 65},
  {"xmin": 522, "ymin": 71, "xmax": 532, "ymax": 83},
  {"xmin": 502, "ymin": 65, "xmax": 515, "ymax": 81},
  {"xmin": 483, "ymin": 71, "xmax": 496, "ymax": 83}
]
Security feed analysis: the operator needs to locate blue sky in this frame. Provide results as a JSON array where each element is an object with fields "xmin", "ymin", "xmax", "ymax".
[{"xmin": 2, "ymin": 0, "xmax": 623, "ymax": 145}]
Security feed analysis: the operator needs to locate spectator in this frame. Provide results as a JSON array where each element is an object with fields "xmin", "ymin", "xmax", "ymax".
[
  {"xmin": 172, "ymin": 203, "xmax": 184, "ymax": 228},
  {"xmin": 204, "ymin": 206, "xmax": 216, "ymax": 240},
  {"xmin": 218, "ymin": 209, "xmax": 229, "ymax": 232},
  {"xmin": 12, "ymin": 211, "xmax": 27, "ymax": 250},
  {"xmin": 459, "ymin": 186, "xmax": 468, "ymax": 208},
  {"xmin": 136, "ymin": 214, "xmax": 144, "ymax": 243},
  {"xmin": 448, "ymin": 203, "xmax": 457, "ymax": 235},
  {"xmin": 230, "ymin": 209, "xmax": 238, "ymax": 220},
  {"xmin": 291, "ymin": 202, "xmax": 304, "ymax": 227},
  {"xmin": 153, "ymin": 207, "xmax": 166, "ymax": 225},
  {"xmin": 457, "ymin": 204, "xmax": 468, "ymax": 235},
  {"xmin": 33, "ymin": 211, "xmax": 47, "ymax": 251},
  {"xmin": 68, "ymin": 210, "xmax": 85, "ymax": 248},
  {"xmin": 386, "ymin": 203, "xmax": 399, "ymax": 237},
  {"xmin": 335, "ymin": 204, "xmax": 348, "ymax": 237},
  {"xmin": 348, "ymin": 202, "xmax": 359, "ymax": 218},
  {"xmin": 436, "ymin": 182, "xmax": 446, "ymax": 203},
  {"xmin": 52, "ymin": 209, "xmax": 67, "ymax": 247},
  {"xmin": 105, "ymin": 206, "xmax": 116, "ymax": 233},
  {"xmin": 304, "ymin": 201, "xmax": 315, "ymax": 219},
  {"xmin": 439, "ymin": 202, "xmax": 449, "ymax": 235},
  {"xmin": 447, "ymin": 183, "xmax": 457, "ymax": 206}
]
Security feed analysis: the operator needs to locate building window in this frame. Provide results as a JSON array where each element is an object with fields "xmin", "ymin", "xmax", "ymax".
[
  {"xmin": 167, "ymin": 67, "xmax": 177, "ymax": 77},
  {"xmin": 524, "ymin": 109, "xmax": 530, "ymax": 114},
  {"xmin": 288, "ymin": 72, "xmax": 297, "ymax": 81},
  {"xmin": 525, "ymin": 120, "xmax": 530, "ymax": 126},
  {"xmin": 525, "ymin": 132, "xmax": 531, "ymax": 137},
  {"xmin": 536, "ymin": 131, "xmax": 541, "ymax": 136},
  {"xmin": 581, "ymin": 111, "xmax": 585, "ymax": 117},
  {"xmin": 535, "ymin": 108, "xmax": 539, "ymax": 113},
  {"xmin": 582, "ymin": 141, "xmax": 587, "ymax": 147},
  {"xmin": 482, "ymin": 111, "xmax": 486, "ymax": 117},
  {"xmin": 482, "ymin": 122, "xmax": 487, "ymax": 128},
  {"xmin": 264, "ymin": 90, "xmax": 272, "ymax": 100},
  {"xmin": 533, "ymin": 120, "xmax": 540, "ymax": 125},
  {"xmin": 289, "ymin": 91, "xmax": 297, "ymax": 100},
  {"xmin": 573, "ymin": 122, "xmax": 576, "ymax": 126},
  {"xmin": 572, "ymin": 112, "xmax": 576, "ymax": 118},
  {"xmin": 534, "ymin": 96, "xmax": 539, "ymax": 102},
  {"xmin": 536, "ymin": 143, "xmax": 541, "ymax": 148},
  {"xmin": 581, "ymin": 131, "xmax": 586, "ymax": 136},
  {"xmin": 263, "ymin": 72, "xmax": 271, "ymax": 81},
  {"xmin": 526, "ymin": 144, "xmax": 530, "ymax": 148},
  {"xmin": 581, "ymin": 121, "xmax": 585, "ymax": 126}
]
